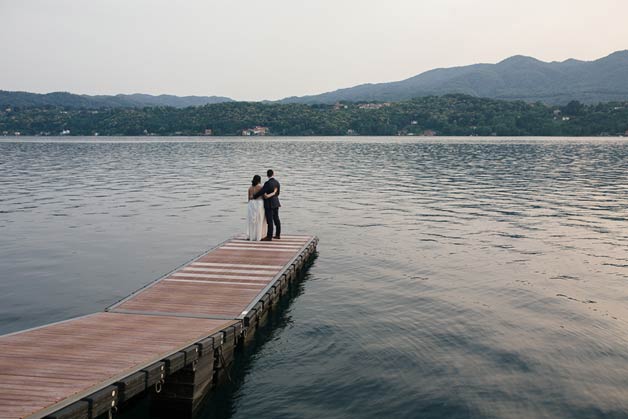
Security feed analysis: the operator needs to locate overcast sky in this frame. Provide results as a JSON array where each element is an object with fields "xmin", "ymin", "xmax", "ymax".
[{"xmin": 1, "ymin": 0, "xmax": 627, "ymax": 101}]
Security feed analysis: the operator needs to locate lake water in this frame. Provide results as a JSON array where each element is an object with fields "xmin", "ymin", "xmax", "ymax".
[{"xmin": 1, "ymin": 137, "xmax": 627, "ymax": 418}]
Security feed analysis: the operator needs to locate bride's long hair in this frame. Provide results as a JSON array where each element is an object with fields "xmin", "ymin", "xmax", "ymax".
[{"xmin": 252, "ymin": 175, "xmax": 261, "ymax": 186}]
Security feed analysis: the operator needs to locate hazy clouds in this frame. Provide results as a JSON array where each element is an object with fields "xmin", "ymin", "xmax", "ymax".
[{"xmin": 1, "ymin": 0, "xmax": 627, "ymax": 100}]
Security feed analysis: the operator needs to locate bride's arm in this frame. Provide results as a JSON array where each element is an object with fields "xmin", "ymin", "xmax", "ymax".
[{"xmin": 264, "ymin": 187, "xmax": 278, "ymax": 199}]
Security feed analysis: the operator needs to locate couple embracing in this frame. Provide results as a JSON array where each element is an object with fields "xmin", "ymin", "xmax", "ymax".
[{"xmin": 247, "ymin": 169, "xmax": 281, "ymax": 241}]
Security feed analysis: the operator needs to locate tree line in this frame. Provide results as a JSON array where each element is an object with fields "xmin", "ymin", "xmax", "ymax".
[{"xmin": 1, "ymin": 95, "xmax": 627, "ymax": 137}]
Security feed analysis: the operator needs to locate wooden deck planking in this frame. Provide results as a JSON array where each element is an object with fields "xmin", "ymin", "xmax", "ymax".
[
  {"xmin": 114, "ymin": 282, "xmax": 264, "ymax": 317},
  {"xmin": 0, "ymin": 234, "xmax": 317, "ymax": 419},
  {"xmin": 110, "ymin": 236, "xmax": 313, "ymax": 319},
  {"xmin": 0, "ymin": 312, "xmax": 234, "ymax": 419}
]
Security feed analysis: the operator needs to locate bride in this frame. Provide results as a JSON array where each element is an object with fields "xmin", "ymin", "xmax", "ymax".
[{"xmin": 247, "ymin": 175, "xmax": 268, "ymax": 241}]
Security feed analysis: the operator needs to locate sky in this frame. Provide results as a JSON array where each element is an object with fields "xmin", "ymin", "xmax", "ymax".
[{"xmin": 1, "ymin": 0, "xmax": 627, "ymax": 101}]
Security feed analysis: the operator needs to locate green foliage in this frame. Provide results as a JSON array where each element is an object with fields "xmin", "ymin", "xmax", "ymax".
[
  {"xmin": 1, "ymin": 94, "xmax": 627, "ymax": 137},
  {"xmin": 563, "ymin": 100, "xmax": 585, "ymax": 116},
  {"xmin": 0, "ymin": 90, "xmax": 233, "ymax": 109}
]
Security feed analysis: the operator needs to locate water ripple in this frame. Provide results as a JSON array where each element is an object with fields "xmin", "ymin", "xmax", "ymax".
[{"xmin": 1, "ymin": 137, "xmax": 627, "ymax": 418}]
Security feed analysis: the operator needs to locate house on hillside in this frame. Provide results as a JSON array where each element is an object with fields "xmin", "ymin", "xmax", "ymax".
[{"xmin": 358, "ymin": 102, "xmax": 391, "ymax": 110}]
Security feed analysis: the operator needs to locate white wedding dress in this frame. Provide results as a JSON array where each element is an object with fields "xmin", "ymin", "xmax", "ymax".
[{"xmin": 247, "ymin": 197, "xmax": 267, "ymax": 241}]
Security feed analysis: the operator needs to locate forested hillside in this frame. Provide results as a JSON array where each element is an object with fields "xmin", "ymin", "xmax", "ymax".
[
  {"xmin": 0, "ymin": 91, "xmax": 233, "ymax": 109},
  {"xmin": 2, "ymin": 95, "xmax": 627, "ymax": 137}
]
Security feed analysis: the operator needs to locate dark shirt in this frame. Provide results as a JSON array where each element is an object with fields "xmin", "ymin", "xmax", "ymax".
[{"xmin": 254, "ymin": 177, "xmax": 281, "ymax": 209}]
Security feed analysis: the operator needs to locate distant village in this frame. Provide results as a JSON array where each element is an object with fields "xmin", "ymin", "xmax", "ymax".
[{"xmin": 200, "ymin": 103, "xmax": 439, "ymax": 137}]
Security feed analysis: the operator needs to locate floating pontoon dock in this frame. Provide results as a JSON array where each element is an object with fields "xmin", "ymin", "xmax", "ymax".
[{"xmin": 0, "ymin": 235, "xmax": 318, "ymax": 419}]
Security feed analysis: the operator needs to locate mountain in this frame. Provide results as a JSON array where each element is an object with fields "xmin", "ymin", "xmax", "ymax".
[
  {"xmin": 280, "ymin": 50, "xmax": 628, "ymax": 105},
  {"xmin": 3, "ymin": 50, "xmax": 628, "ymax": 107},
  {"xmin": 0, "ymin": 91, "xmax": 234, "ymax": 109}
]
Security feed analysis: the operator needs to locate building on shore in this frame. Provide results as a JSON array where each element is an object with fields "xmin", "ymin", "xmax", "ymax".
[
  {"xmin": 203, "ymin": 129, "xmax": 213, "ymax": 136},
  {"xmin": 241, "ymin": 126, "xmax": 269, "ymax": 136},
  {"xmin": 422, "ymin": 129, "xmax": 437, "ymax": 136}
]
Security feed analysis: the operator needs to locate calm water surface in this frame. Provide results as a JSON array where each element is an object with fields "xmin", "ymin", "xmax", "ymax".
[{"xmin": 1, "ymin": 137, "xmax": 627, "ymax": 418}]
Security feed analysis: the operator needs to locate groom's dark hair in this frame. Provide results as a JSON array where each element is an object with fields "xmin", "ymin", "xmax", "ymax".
[{"xmin": 267, "ymin": 169, "xmax": 274, "ymax": 177}]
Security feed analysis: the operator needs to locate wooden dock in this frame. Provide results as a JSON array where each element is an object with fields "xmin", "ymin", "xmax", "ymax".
[{"xmin": 0, "ymin": 235, "xmax": 318, "ymax": 419}]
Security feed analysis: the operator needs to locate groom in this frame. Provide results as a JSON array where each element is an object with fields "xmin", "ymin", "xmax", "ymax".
[{"xmin": 254, "ymin": 169, "xmax": 281, "ymax": 241}]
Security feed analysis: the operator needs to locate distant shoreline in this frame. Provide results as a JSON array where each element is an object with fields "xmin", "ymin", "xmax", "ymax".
[
  {"xmin": 2, "ymin": 95, "xmax": 628, "ymax": 138},
  {"xmin": 3, "ymin": 135, "xmax": 627, "ymax": 141}
]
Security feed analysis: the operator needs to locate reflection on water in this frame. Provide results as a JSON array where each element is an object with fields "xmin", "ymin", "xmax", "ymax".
[{"xmin": 1, "ymin": 137, "xmax": 627, "ymax": 418}]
